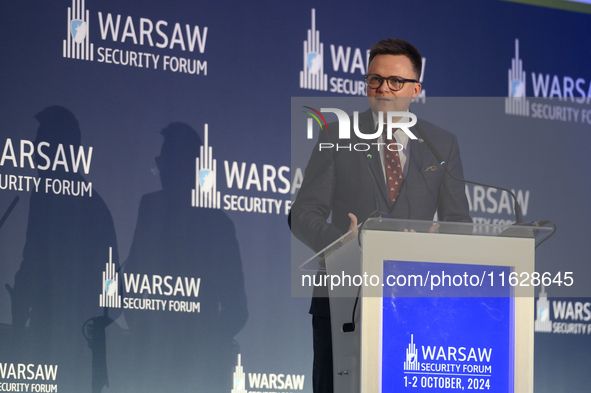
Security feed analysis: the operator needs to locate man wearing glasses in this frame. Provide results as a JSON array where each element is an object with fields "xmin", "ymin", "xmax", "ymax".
[{"xmin": 290, "ymin": 38, "xmax": 471, "ymax": 393}]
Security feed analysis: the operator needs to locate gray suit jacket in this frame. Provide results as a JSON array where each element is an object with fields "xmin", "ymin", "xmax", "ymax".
[{"xmin": 290, "ymin": 108, "xmax": 472, "ymax": 317}]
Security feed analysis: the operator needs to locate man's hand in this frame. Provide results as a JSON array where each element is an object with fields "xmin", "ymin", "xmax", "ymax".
[{"xmin": 342, "ymin": 213, "xmax": 359, "ymax": 244}]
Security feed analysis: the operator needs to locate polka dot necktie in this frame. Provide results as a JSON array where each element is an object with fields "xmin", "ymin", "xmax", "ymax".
[{"xmin": 385, "ymin": 136, "xmax": 403, "ymax": 205}]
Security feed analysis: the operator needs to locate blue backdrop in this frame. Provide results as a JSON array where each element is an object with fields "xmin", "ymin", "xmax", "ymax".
[{"xmin": 1, "ymin": 1, "xmax": 590, "ymax": 392}]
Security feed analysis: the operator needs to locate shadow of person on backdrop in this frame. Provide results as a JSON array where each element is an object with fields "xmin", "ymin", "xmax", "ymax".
[
  {"xmin": 10, "ymin": 105, "xmax": 119, "ymax": 393},
  {"xmin": 122, "ymin": 122, "xmax": 248, "ymax": 393}
]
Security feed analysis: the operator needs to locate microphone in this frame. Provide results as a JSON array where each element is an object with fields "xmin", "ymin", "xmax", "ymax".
[
  {"xmin": 413, "ymin": 124, "xmax": 524, "ymax": 223},
  {"xmin": 345, "ymin": 152, "xmax": 393, "ymax": 333},
  {"xmin": 365, "ymin": 153, "xmax": 386, "ymax": 218},
  {"xmin": 359, "ymin": 153, "xmax": 393, "ymax": 245},
  {"xmin": 364, "ymin": 122, "xmax": 392, "ymax": 220},
  {"xmin": 413, "ymin": 123, "xmax": 556, "ymax": 246}
]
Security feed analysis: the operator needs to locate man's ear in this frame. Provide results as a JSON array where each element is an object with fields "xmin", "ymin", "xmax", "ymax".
[{"xmin": 413, "ymin": 83, "xmax": 422, "ymax": 99}]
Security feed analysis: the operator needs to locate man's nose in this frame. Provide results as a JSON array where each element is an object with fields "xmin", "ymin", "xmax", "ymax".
[{"xmin": 377, "ymin": 79, "xmax": 391, "ymax": 93}]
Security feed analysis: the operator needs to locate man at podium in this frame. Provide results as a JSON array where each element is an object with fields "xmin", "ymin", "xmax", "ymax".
[{"xmin": 290, "ymin": 38, "xmax": 472, "ymax": 393}]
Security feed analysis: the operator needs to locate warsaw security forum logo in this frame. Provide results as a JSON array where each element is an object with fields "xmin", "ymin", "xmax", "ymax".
[
  {"xmin": 192, "ymin": 124, "xmax": 221, "ymax": 209},
  {"xmin": 299, "ymin": 9, "xmax": 328, "ymax": 91},
  {"xmin": 534, "ymin": 286, "xmax": 552, "ymax": 333},
  {"xmin": 231, "ymin": 353, "xmax": 305, "ymax": 392},
  {"xmin": 505, "ymin": 39, "xmax": 529, "ymax": 117},
  {"xmin": 63, "ymin": 0, "xmax": 94, "ymax": 61},
  {"xmin": 404, "ymin": 334, "xmax": 421, "ymax": 371},
  {"xmin": 231, "ymin": 354, "xmax": 247, "ymax": 393},
  {"xmin": 99, "ymin": 247, "xmax": 121, "ymax": 308}
]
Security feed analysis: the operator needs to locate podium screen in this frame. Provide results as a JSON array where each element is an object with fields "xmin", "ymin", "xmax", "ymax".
[{"xmin": 381, "ymin": 261, "xmax": 514, "ymax": 393}]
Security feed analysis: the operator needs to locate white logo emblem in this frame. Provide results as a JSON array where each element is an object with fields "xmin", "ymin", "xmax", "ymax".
[
  {"xmin": 99, "ymin": 247, "xmax": 121, "ymax": 308},
  {"xmin": 199, "ymin": 169, "xmax": 214, "ymax": 192},
  {"xmin": 505, "ymin": 39, "xmax": 529, "ymax": 116},
  {"xmin": 534, "ymin": 286, "xmax": 552, "ymax": 333},
  {"xmin": 231, "ymin": 354, "xmax": 248, "ymax": 393},
  {"xmin": 71, "ymin": 20, "xmax": 87, "ymax": 43},
  {"xmin": 404, "ymin": 334, "xmax": 420, "ymax": 371},
  {"xmin": 192, "ymin": 124, "xmax": 221, "ymax": 209},
  {"xmin": 63, "ymin": 0, "xmax": 94, "ymax": 60},
  {"xmin": 307, "ymin": 52, "xmax": 322, "ymax": 74},
  {"xmin": 299, "ymin": 9, "xmax": 327, "ymax": 91}
]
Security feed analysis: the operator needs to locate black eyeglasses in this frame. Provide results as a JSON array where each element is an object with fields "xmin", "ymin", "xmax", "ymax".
[{"xmin": 364, "ymin": 74, "xmax": 419, "ymax": 91}]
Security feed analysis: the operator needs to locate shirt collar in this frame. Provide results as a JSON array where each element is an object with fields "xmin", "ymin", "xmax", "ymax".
[{"xmin": 371, "ymin": 111, "xmax": 410, "ymax": 146}]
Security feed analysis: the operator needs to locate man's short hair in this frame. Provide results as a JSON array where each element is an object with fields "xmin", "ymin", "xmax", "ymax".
[{"xmin": 368, "ymin": 38, "xmax": 422, "ymax": 80}]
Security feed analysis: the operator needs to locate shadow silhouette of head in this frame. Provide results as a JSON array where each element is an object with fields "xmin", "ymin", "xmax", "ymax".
[
  {"xmin": 34, "ymin": 105, "xmax": 82, "ymax": 175},
  {"xmin": 156, "ymin": 122, "xmax": 202, "ymax": 194}
]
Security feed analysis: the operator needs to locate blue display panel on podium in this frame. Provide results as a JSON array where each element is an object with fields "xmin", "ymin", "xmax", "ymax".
[{"xmin": 300, "ymin": 218, "xmax": 552, "ymax": 393}]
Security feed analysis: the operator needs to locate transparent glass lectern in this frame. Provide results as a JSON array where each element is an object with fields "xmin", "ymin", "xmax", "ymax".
[{"xmin": 299, "ymin": 218, "xmax": 553, "ymax": 393}]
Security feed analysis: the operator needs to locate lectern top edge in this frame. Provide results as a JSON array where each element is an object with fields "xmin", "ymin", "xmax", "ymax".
[{"xmin": 298, "ymin": 218, "xmax": 551, "ymax": 272}]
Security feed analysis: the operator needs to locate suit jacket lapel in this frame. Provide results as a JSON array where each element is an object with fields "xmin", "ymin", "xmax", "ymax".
[
  {"xmin": 367, "ymin": 146, "xmax": 390, "ymax": 208},
  {"xmin": 358, "ymin": 109, "xmax": 391, "ymax": 208},
  {"xmin": 406, "ymin": 134, "xmax": 427, "ymax": 179}
]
